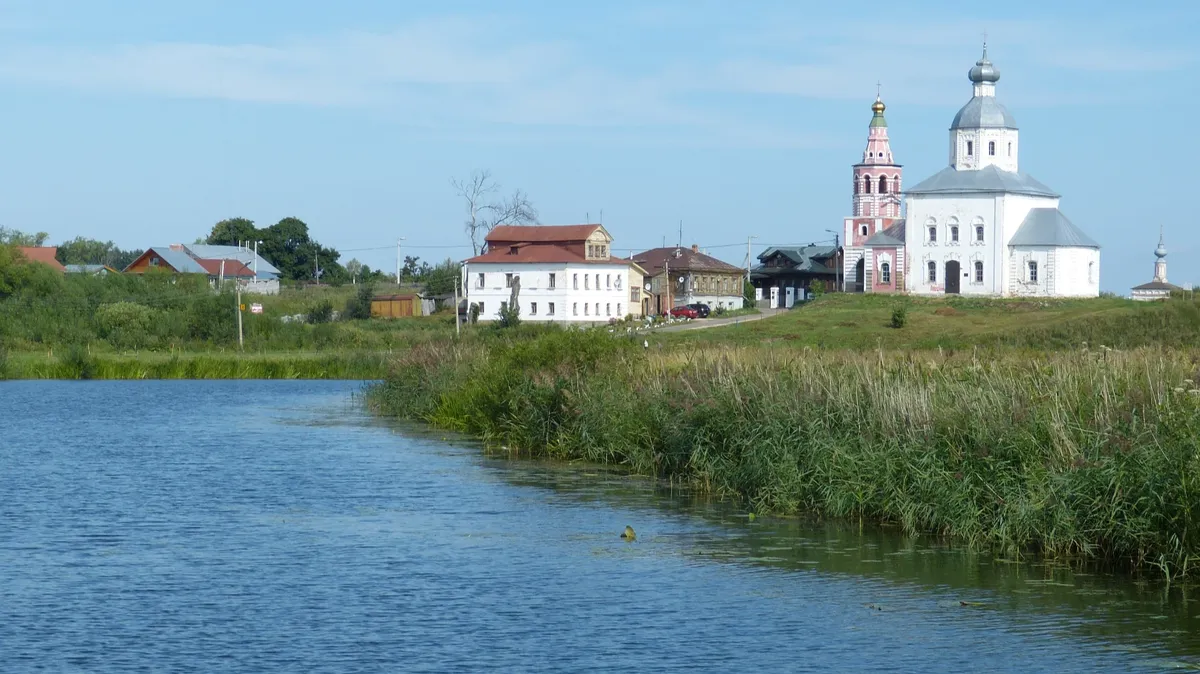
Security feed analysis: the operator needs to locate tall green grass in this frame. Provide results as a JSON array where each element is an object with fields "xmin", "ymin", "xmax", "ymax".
[
  {"xmin": 4, "ymin": 350, "xmax": 389, "ymax": 379},
  {"xmin": 368, "ymin": 330, "xmax": 1200, "ymax": 579}
]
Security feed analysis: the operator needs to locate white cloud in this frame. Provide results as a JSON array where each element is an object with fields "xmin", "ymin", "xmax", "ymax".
[{"xmin": 0, "ymin": 11, "xmax": 1190, "ymax": 144}]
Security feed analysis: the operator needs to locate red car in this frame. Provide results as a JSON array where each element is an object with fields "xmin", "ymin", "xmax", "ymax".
[{"xmin": 669, "ymin": 306, "xmax": 699, "ymax": 319}]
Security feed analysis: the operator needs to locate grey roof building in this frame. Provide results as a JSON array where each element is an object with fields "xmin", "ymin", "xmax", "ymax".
[{"xmin": 1009, "ymin": 209, "xmax": 1100, "ymax": 248}]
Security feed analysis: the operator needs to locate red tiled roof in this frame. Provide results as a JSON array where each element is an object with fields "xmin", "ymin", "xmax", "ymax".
[
  {"xmin": 16, "ymin": 247, "xmax": 65, "ymax": 272},
  {"xmin": 632, "ymin": 247, "xmax": 744, "ymax": 275},
  {"xmin": 485, "ymin": 224, "xmax": 602, "ymax": 244},
  {"xmin": 466, "ymin": 243, "xmax": 586, "ymax": 264},
  {"xmin": 196, "ymin": 258, "xmax": 255, "ymax": 277},
  {"xmin": 466, "ymin": 244, "xmax": 640, "ymax": 266}
]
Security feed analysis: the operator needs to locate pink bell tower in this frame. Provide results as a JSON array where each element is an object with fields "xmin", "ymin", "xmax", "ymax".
[
  {"xmin": 851, "ymin": 89, "xmax": 902, "ymax": 219},
  {"xmin": 842, "ymin": 88, "xmax": 905, "ymax": 293}
]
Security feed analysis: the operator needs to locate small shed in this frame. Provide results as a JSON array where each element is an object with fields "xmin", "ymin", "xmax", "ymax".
[{"xmin": 370, "ymin": 293, "xmax": 426, "ymax": 318}]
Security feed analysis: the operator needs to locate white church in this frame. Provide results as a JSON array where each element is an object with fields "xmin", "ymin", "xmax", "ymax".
[{"xmin": 844, "ymin": 46, "xmax": 1101, "ymax": 297}]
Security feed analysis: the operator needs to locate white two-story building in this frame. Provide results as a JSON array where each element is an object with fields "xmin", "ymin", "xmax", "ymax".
[{"xmin": 463, "ymin": 224, "xmax": 647, "ymax": 323}]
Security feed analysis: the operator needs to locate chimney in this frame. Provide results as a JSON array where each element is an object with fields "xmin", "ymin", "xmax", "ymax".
[
  {"xmin": 170, "ymin": 243, "xmax": 184, "ymax": 251},
  {"xmin": 691, "ymin": 244, "xmax": 699, "ymax": 253}
]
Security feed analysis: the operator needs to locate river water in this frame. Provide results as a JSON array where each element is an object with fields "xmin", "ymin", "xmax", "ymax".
[{"xmin": 2, "ymin": 380, "xmax": 1199, "ymax": 672}]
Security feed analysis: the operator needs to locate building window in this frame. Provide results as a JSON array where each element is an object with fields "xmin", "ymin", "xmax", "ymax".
[
  {"xmin": 595, "ymin": 303, "xmax": 600, "ymax": 316},
  {"xmin": 881, "ymin": 262, "xmax": 891, "ymax": 284},
  {"xmin": 595, "ymin": 274, "xmax": 601, "ymax": 290},
  {"xmin": 573, "ymin": 273, "xmax": 579, "ymax": 290},
  {"xmin": 879, "ymin": 175, "xmax": 888, "ymax": 194},
  {"xmin": 149, "ymin": 257, "xmax": 159, "ymax": 267},
  {"xmin": 860, "ymin": 224, "xmax": 868, "ymax": 236},
  {"xmin": 584, "ymin": 303, "xmax": 589, "ymax": 316},
  {"xmin": 548, "ymin": 273, "xmax": 556, "ymax": 289},
  {"xmin": 505, "ymin": 273, "xmax": 514, "ymax": 288},
  {"xmin": 1008, "ymin": 142, "xmax": 1013, "ymax": 157},
  {"xmin": 530, "ymin": 302, "xmax": 538, "ymax": 315},
  {"xmin": 1088, "ymin": 261, "xmax": 1095, "ymax": 284},
  {"xmin": 951, "ymin": 226, "xmax": 959, "ymax": 242},
  {"xmin": 476, "ymin": 272, "xmax": 484, "ymax": 289},
  {"xmin": 928, "ymin": 226, "xmax": 937, "ymax": 243},
  {"xmin": 974, "ymin": 261, "xmax": 983, "ymax": 283},
  {"xmin": 975, "ymin": 226, "xmax": 984, "ymax": 242},
  {"xmin": 572, "ymin": 303, "xmax": 578, "ymax": 316},
  {"xmin": 854, "ymin": 179, "xmax": 860, "ymax": 195},
  {"xmin": 1028, "ymin": 261, "xmax": 1039, "ymax": 283},
  {"xmin": 606, "ymin": 274, "xmax": 611, "ymax": 290},
  {"xmin": 548, "ymin": 302, "xmax": 556, "ymax": 316},
  {"xmin": 606, "ymin": 303, "xmax": 611, "ymax": 316},
  {"xmin": 988, "ymin": 141, "xmax": 996, "ymax": 156},
  {"xmin": 478, "ymin": 302, "xmax": 484, "ymax": 315},
  {"xmin": 966, "ymin": 140, "xmax": 974, "ymax": 156},
  {"xmin": 585, "ymin": 275, "xmax": 590, "ymax": 290},
  {"xmin": 617, "ymin": 303, "xmax": 622, "ymax": 316},
  {"xmin": 928, "ymin": 261, "xmax": 937, "ymax": 283},
  {"xmin": 863, "ymin": 175, "xmax": 872, "ymax": 194},
  {"xmin": 500, "ymin": 301, "xmax": 507, "ymax": 312}
]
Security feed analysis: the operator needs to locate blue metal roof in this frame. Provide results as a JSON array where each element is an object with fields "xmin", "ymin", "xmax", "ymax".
[
  {"xmin": 184, "ymin": 244, "xmax": 281, "ymax": 278},
  {"xmin": 1009, "ymin": 208, "xmax": 1100, "ymax": 249},
  {"xmin": 147, "ymin": 247, "xmax": 209, "ymax": 274},
  {"xmin": 905, "ymin": 165, "xmax": 1059, "ymax": 198}
]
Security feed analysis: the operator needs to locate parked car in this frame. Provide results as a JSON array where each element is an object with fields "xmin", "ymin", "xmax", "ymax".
[
  {"xmin": 685, "ymin": 303, "xmax": 711, "ymax": 318},
  {"xmin": 669, "ymin": 306, "xmax": 700, "ymax": 319}
]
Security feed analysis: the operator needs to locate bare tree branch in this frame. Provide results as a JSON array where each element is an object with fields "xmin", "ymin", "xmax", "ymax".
[{"xmin": 451, "ymin": 171, "xmax": 539, "ymax": 255}]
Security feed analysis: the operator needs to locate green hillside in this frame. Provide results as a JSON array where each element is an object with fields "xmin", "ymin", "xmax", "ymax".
[{"xmin": 672, "ymin": 293, "xmax": 1200, "ymax": 350}]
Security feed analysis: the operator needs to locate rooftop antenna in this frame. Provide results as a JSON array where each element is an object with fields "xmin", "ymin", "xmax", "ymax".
[
  {"xmin": 677, "ymin": 220, "xmax": 683, "ymax": 249},
  {"xmin": 599, "ymin": 209, "xmax": 603, "ymax": 224}
]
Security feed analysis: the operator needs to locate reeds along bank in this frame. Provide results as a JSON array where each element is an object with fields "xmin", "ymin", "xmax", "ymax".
[{"xmin": 368, "ymin": 330, "xmax": 1200, "ymax": 579}]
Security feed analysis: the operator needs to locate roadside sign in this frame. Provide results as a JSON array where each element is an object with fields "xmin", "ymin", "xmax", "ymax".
[
  {"xmin": 250, "ymin": 303, "xmax": 263, "ymax": 314},
  {"xmin": 239, "ymin": 304, "xmax": 246, "ymax": 311}
]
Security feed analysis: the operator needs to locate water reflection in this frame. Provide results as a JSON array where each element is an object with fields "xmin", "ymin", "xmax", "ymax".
[{"xmin": 465, "ymin": 441, "xmax": 1200, "ymax": 668}]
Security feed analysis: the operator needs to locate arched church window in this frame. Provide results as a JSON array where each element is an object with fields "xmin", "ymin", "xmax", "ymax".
[
  {"xmin": 854, "ymin": 178, "xmax": 859, "ymax": 195},
  {"xmin": 951, "ymin": 226, "xmax": 959, "ymax": 242},
  {"xmin": 966, "ymin": 141, "xmax": 974, "ymax": 156},
  {"xmin": 927, "ymin": 261, "xmax": 937, "ymax": 283},
  {"xmin": 1088, "ymin": 261, "xmax": 1095, "ymax": 284},
  {"xmin": 1007, "ymin": 143, "xmax": 1012, "ymax": 157},
  {"xmin": 975, "ymin": 225, "xmax": 985, "ymax": 242},
  {"xmin": 881, "ymin": 262, "xmax": 891, "ymax": 284},
  {"xmin": 988, "ymin": 141, "xmax": 996, "ymax": 156},
  {"xmin": 974, "ymin": 261, "xmax": 983, "ymax": 283},
  {"xmin": 860, "ymin": 225, "xmax": 868, "ymax": 236},
  {"xmin": 863, "ymin": 176, "xmax": 872, "ymax": 194},
  {"xmin": 928, "ymin": 226, "xmax": 937, "ymax": 243},
  {"xmin": 879, "ymin": 176, "xmax": 888, "ymax": 194}
]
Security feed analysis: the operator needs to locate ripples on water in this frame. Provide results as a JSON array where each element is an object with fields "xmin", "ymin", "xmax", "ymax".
[{"xmin": 1, "ymin": 380, "xmax": 1198, "ymax": 673}]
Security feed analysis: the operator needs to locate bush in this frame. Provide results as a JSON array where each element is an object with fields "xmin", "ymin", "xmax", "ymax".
[
  {"xmin": 809, "ymin": 280, "xmax": 826, "ymax": 298},
  {"xmin": 890, "ymin": 304, "xmax": 908, "ymax": 329},
  {"xmin": 497, "ymin": 302, "xmax": 521, "ymax": 329},
  {"xmin": 308, "ymin": 300, "xmax": 334, "ymax": 324},
  {"xmin": 95, "ymin": 302, "xmax": 158, "ymax": 351},
  {"xmin": 343, "ymin": 285, "xmax": 374, "ymax": 321},
  {"xmin": 59, "ymin": 344, "xmax": 97, "ymax": 379},
  {"xmin": 187, "ymin": 294, "xmax": 236, "ymax": 343},
  {"xmin": 469, "ymin": 303, "xmax": 481, "ymax": 325}
]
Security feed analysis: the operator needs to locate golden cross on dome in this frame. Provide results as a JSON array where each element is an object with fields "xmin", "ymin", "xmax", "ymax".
[{"xmin": 876, "ymin": 81, "xmax": 881, "ymax": 98}]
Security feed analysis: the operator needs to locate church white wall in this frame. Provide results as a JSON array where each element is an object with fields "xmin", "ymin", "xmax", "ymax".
[
  {"xmin": 905, "ymin": 194, "xmax": 1005, "ymax": 294},
  {"xmin": 951, "ymin": 128, "xmax": 1019, "ymax": 172},
  {"xmin": 1054, "ymin": 247, "xmax": 1101, "ymax": 297},
  {"xmin": 1007, "ymin": 246, "xmax": 1097, "ymax": 298}
]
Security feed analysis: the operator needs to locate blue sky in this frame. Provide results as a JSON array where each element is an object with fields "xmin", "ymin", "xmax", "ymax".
[{"xmin": 0, "ymin": 0, "xmax": 1194, "ymax": 292}]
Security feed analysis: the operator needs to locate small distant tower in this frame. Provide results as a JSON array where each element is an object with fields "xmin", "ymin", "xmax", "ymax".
[
  {"xmin": 1153, "ymin": 228, "xmax": 1169, "ymax": 283},
  {"xmin": 852, "ymin": 88, "xmax": 903, "ymax": 218}
]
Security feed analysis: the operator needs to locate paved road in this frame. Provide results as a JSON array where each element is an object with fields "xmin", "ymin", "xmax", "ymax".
[{"xmin": 653, "ymin": 308, "xmax": 785, "ymax": 333}]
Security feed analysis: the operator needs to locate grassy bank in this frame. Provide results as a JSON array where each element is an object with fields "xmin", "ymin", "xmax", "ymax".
[
  {"xmin": 0, "ymin": 349, "xmax": 391, "ymax": 380},
  {"xmin": 368, "ymin": 329, "xmax": 1200, "ymax": 579}
]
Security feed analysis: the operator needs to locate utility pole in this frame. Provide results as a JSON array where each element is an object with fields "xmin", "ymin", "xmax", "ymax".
[
  {"xmin": 825, "ymin": 229, "xmax": 842, "ymax": 292},
  {"xmin": 236, "ymin": 282, "xmax": 244, "ymax": 351},
  {"xmin": 745, "ymin": 235, "xmax": 758, "ymax": 284},
  {"xmin": 455, "ymin": 263, "xmax": 463, "ymax": 336},
  {"xmin": 396, "ymin": 237, "xmax": 406, "ymax": 287}
]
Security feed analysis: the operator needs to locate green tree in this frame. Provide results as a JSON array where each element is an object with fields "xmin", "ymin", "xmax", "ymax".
[
  {"xmin": 0, "ymin": 227, "xmax": 49, "ymax": 247},
  {"xmin": 206, "ymin": 218, "xmax": 260, "ymax": 247},
  {"xmin": 56, "ymin": 237, "xmax": 143, "ymax": 269},
  {"xmin": 343, "ymin": 284, "xmax": 375, "ymax": 320},
  {"xmin": 743, "ymin": 279, "xmax": 756, "ymax": 309},
  {"xmin": 421, "ymin": 259, "xmax": 460, "ymax": 296},
  {"xmin": 257, "ymin": 217, "xmax": 345, "ymax": 282}
]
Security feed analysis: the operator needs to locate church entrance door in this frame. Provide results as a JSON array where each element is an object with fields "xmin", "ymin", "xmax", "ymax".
[
  {"xmin": 854, "ymin": 259, "xmax": 865, "ymax": 293},
  {"xmin": 945, "ymin": 261, "xmax": 961, "ymax": 294}
]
